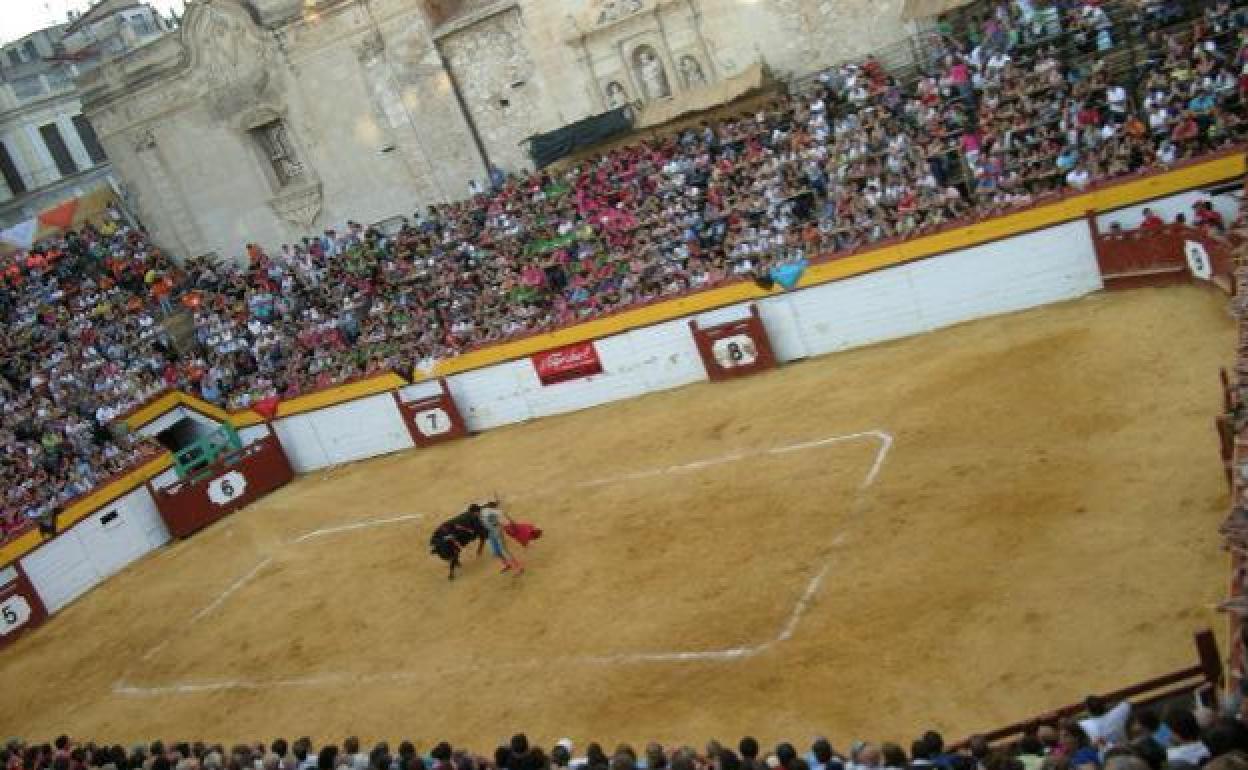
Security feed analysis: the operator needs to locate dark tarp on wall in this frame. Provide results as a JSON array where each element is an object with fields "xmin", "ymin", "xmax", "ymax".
[{"xmin": 527, "ymin": 106, "xmax": 635, "ymax": 169}]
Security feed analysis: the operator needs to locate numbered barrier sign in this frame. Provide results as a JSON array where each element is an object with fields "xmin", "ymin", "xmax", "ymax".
[
  {"xmin": 393, "ymin": 380, "xmax": 468, "ymax": 448},
  {"xmin": 1186, "ymin": 240, "xmax": 1212, "ymax": 281},
  {"xmin": 207, "ymin": 471, "xmax": 248, "ymax": 506},
  {"xmin": 712, "ymin": 334, "xmax": 759, "ymax": 369},
  {"xmin": 690, "ymin": 305, "xmax": 778, "ymax": 382},
  {"xmin": 414, "ymin": 407, "xmax": 452, "ymax": 437},
  {"xmin": 0, "ymin": 595, "xmax": 32, "ymax": 636}
]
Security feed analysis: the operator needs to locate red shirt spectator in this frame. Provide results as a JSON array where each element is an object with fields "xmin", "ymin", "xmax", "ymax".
[{"xmin": 1194, "ymin": 202, "xmax": 1226, "ymax": 232}]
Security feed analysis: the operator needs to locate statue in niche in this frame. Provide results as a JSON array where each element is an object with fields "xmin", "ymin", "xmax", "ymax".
[
  {"xmin": 605, "ymin": 80, "xmax": 629, "ymax": 109},
  {"xmin": 679, "ymin": 55, "xmax": 706, "ymax": 88},
  {"xmin": 634, "ymin": 47, "xmax": 670, "ymax": 101}
]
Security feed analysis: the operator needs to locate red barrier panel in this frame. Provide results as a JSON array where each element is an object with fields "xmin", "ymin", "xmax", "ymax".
[
  {"xmin": 1092, "ymin": 217, "xmax": 1237, "ymax": 293},
  {"xmin": 152, "ymin": 432, "xmax": 295, "ymax": 539},
  {"xmin": 1093, "ymin": 224, "xmax": 1190, "ymax": 289},
  {"xmin": 0, "ymin": 562, "xmax": 49, "ymax": 651},
  {"xmin": 689, "ymin": 305, "xmax": 778, "ymax": 382},
  {"xmin": 393, "ymin": 379, "xmax": 469, "ymax": 448},
  {"xmin": 1218, "ymin": 416, "xmax": 1235, "ymax": 488}
]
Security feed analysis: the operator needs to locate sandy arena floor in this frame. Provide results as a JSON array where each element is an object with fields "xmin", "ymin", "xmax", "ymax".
[{"xmin": 0, "ymin": 286, "xmax": 1236, "ymax": 749}]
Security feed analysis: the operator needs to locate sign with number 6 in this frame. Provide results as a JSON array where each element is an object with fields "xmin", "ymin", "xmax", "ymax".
[
  {"xmin": 0, "ymin": 595, "xmax": 32, "ymax": 636},
  {"xmin": 207, "ymin": 470, "xmax": 248, "ymax": 506}
]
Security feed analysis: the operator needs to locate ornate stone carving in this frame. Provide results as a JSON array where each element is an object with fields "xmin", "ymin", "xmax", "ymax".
[
  {"xmin": 593, "ymin": 0, "xmax": 645, "ymax": 27},
  {"xmin": 571, "ymin": 0, "xmax": 716, "ymax": 111},
  {"xmin": 248, "ymin": 0, "xmax": 304, "ymax": 28},
  {"xmin": 131, "ymin": 128, "xmax": 157, "ymax": 153},
  {"xmin": 268, "ymin": 180, "xmax": 323, "ymax": 227},
  {"xmin": 233, "ymin": 104, "xmax": 285, "ymax": 132},
  {"xmin": 187, "ymin": 2, "xmax": 273, "ymax": 95},
  {"xmin": 207, "ymin": 69, "xmax": 275, "ymax": 122},
  {"xmin": 353, "ymin": 30, "xmax": 386, "ymax": 63}
]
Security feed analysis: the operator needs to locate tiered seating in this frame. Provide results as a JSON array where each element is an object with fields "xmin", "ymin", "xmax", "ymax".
[
  {"xmin": 2, "ymin": 0, "xmax": 1247, "ymax": 545},
  {"xmin": 4, "ymin": 708, "xmax": 1243, "ymax": 770}
]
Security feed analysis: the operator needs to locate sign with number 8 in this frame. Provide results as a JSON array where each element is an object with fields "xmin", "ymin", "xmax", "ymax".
[{"xmin": 712, "ymin": 334, "xmax": 759, "ymax": 368}]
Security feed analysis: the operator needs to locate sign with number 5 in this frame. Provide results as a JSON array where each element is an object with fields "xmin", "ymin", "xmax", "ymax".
[
  {"xmin": 0, "ymin": 595, "xmax": 32, "ymax": 636},
  {"xmin": 207, "ymin": 470, "xmax": 248, "ymax": 506}
]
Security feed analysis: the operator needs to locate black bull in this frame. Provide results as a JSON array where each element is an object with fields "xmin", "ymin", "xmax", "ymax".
[{"xmin": 429, "ymin": 510, "xmax": 489, "ymax": 579}]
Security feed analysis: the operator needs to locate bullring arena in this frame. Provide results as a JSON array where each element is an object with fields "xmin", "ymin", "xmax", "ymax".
[
  {"xmin": 9, "ymin": 0, "xmax": 1248, "ymax": 761},
  {"xmin": 0, "ymin": 285, "xmax": 1235, "ymax": 744}
]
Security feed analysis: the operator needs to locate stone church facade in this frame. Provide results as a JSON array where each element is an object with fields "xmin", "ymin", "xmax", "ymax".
[{"xmin": 78, "ymin": 0, "xmax": 913, "ymax": 261}]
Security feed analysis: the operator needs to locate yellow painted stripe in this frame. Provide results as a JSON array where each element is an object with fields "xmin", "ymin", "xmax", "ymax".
[
  {"xmin": 124, "ymin": 374, "xmax": 411, "ymax": 432},
  {"xmin": 266, "ymin": 372, "xmax": 409, "ymax": 420},
  {"xmin": 0, "ymin": 453, "xmax": 173, "ymax": 567},
  {"xmin": 122, "ymin": 391, "xmax": 184, "ymax": 431}
]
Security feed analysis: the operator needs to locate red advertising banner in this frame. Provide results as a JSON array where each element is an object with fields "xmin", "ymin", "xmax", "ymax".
[{"xmin": 532, "ymin": 341, "xmax": 603, "ymax": 385}]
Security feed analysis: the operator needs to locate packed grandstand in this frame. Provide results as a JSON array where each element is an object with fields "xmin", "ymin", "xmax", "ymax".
[
  {"xmin": 5, "ymin": 708, "xmax": 1248, "ymax": 770},
  {"xmin": 0, "ymin": 0, "xmax": 1245, "ymax": 548}
]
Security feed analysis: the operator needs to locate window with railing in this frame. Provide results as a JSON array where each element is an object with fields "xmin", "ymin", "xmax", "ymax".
[{"xmin": 249, "ymin": 120, "xmax": 305, "ymax": 188}]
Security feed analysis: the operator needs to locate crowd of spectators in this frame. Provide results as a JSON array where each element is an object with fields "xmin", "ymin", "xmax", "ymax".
[
  {"xmin": 2, "ymin": 0, "xmax": 1247, "ymax": 542},
  {"xmin": 5, "ymin": 701, "xmax": 1248, "ymax": 770},
  {"xmin": 0, "ymin": 216, "xmax": 179, "ymax": 542}
]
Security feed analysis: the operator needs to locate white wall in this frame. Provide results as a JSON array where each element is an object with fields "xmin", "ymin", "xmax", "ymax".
[
  {"xmin": 238, "ymin": 424, "xmax": 272, "ymax": 446},
  {"xmin": 20, "ymin": 486, "xmax": 169, "ymax": 614},
  {"xmin": 1096, "ymin": 186, "xmax": 1241, "ymax": 232},
  {"xmin": 270, "ymin": 392, "xmax": 414, "ymax": 473},
  {"xmin": 445, "ymin": 318, "xmax": 708, "ymax": 432},
  {"xmin": 446, "ymin": 221, "xmax": 1101, "ymax": 427},
  {"xmin": 397, "ymin": 380, "xmax": 444, "ymax": 403}
]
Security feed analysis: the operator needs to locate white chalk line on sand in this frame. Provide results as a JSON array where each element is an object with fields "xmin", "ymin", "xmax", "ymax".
[
  {"xmin": 292, "ymin": 512, "xmax": 426, "ymax": 543},
  {"xmin": 558, "ymin": 430, "xmax": 892, "ymax": 493},
  {"xmin": 114, "ymin": 429, "xmax": 893, "ymax": 696},
  {"xmin": 136, "ymin": 515, "xmax": 426, "ymax": 664}
]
